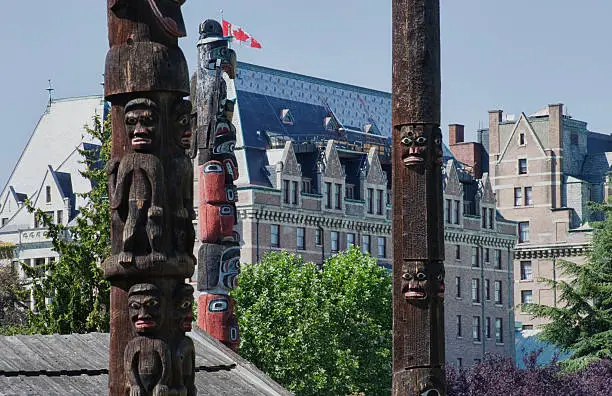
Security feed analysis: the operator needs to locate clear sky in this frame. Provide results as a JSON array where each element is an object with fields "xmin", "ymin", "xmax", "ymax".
[{"xmin": 1, "ymin": 1, "xmax": 611, "ymax": 188}]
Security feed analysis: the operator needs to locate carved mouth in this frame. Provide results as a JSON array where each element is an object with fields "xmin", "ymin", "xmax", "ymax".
[
  {"xmin": 405, "ymin": 288, "xmax": 427, "ymax": 299},
  {"xmin": 437, "ymin": 284, "xmax": 445, "ymax": 299},
  {"xmin": 135, "ymin": 319, "xmax": 157, "ymax": 329},
  {"xmin": 182, "ymin": 316, "xmax": 193, "ymax": 331},
  {"xmin": 403, "ymin": 156, "xmax": 424, "ymax": 166},
  {"xmin": 132, "ymin": 137, "xmax": 152, "ymax": 146}
]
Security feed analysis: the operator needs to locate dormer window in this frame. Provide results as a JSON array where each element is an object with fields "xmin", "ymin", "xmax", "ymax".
[
  {"xmin": 46, "ymin": 186, "xmax": 51, "ymax": 203},
  {"xmin": 519, "ymin": 132, "xmax": 525, "ymax": 145},
  {"xmin": 280, "ymin": 109, "xmax": 294, "ymax": 125}
]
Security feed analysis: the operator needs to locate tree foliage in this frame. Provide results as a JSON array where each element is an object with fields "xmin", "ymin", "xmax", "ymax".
[
  {"xmin": 22, "ymin": 115, "xmax": 111, "ymax": 334},
  {"xmin": 0, "ymin": 258, "xmax": 30, "ymax": 335},
  {"xmin": 523, "ymin": 202, "xmax": 612, "ymax": 370},
  {"xmin": 232, "ymin": 248, "xmax": 392, "ymax": 395},
  {"xmin": 446, "ymin": 354, "xmax": 612, "ymax": 396}
]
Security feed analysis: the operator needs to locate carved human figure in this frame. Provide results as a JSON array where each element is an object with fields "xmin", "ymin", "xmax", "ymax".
[
  {"xmin": 171, "ymin": 283, "xmax": 196, "ymax": 396},
  {"xmin": 169, "ymin": 99, "xmax": 196, "ymax": 258},
  {"xmin": 110, "ymin": 98, "xmax": 166, "ymax": 264},
  {"xmin": 399, "ymin": 125, "xmax": 443, "ymax": 167},
  {"xmin": 400, "ymin": 261, "xmax": 445, "ymax": 303},
  {"xmin": 125, "ymin": 283, "xmax": 171, "ymax": 395}
]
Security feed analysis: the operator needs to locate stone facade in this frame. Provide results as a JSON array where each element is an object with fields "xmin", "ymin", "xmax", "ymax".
[{"xmin": 484, "ymin": 104, "xmax": 612, "ymax": 329}]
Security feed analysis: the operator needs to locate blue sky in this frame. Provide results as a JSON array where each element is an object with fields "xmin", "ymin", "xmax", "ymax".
[{"xmin": 1, "ymin": 1, "xmax": 611, "ymax": 188}]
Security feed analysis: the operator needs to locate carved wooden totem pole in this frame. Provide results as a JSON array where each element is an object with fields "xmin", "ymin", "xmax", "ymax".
[
  {"xmin": 392, "ymin": 1, "xmax": 446, "ymax": 395},
  {"xmin": 103, "ymin": 0, "xmax": 196, "ymax": 394},
  {"xmin": 192, "ymin": 20, "xmax": 241, "ymax": 352}
]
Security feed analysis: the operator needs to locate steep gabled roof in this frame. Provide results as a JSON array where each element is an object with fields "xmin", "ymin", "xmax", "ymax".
[{"xmin": 497, "ymin": 113, "xmax": 546, "ymax": 162}]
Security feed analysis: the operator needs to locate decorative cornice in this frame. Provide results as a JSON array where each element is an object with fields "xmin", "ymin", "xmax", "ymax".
[
  {"xmin": 513, "ymin": 244, "xmax": 589, "ymax": 259},
  {"xmin": 445, "ymin": 230, "xmax": 516, "ymax": 249}
]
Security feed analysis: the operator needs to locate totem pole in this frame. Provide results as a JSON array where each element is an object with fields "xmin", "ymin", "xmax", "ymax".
[
  {"xmin": 392, "ymin": 1, "xmax": 446, "ymax": 395},
  {"xmin": 193, "ymin": 20, "xmax": 241, "ymax": 352},
  {"xmin": 103, "ymin": 0, "xmax": 196, "ymax": 394}
]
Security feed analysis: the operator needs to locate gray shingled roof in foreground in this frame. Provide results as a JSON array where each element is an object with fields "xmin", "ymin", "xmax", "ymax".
[{"xmin": 0, "ymin": 328, "xmax": 291, "ymax": 396}]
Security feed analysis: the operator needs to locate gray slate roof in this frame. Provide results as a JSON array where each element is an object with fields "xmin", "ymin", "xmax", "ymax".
[{"xmin": 0, "ymin": 329, "xmax": 290, "ymax": 396}]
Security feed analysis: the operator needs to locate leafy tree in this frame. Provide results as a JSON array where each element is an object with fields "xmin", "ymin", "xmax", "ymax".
[
  {"xmin": 22, "ymin": 115, "xmax": 111, "ymax": 334},
  {"xmin": 232, "ymin": 247, "xmax": 392, "ymax": 395},
  {"xmin": 523, "ymin": 202, "xmax": 612, "ymax": 370},
  {"xmin": 0, "ymin": 247, "xmax": 30, "ymax": 335}
]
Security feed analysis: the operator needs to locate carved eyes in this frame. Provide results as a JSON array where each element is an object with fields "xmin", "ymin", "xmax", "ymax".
[
  {"xmin": 401, "ymin": 136, "xmax": 427, "ymax": 146},
  {"xmin": 125, "ymin": 116, "xmax": 138, "ymax": 126},
  {"xmin": 416, "ymin": 272, "xmax": 427, "ymax": 281},
  {"xmin": 180, "ymin": 300, "xmax": 191, "ymax": 310},
  {"xmin": 129, "ymin": 302, "xmax": 141, "ymax": 310},
  {"xmin": 144, "ymin": 299, "xmax": 159, "ymax": 308},
  {"xmin": 436, "ymin": 274, "xmax": 444, "ymax": 281},
  {"xmin": 402, "ymin": 272, "xmax": 427, "ymax": 281},
  {"xmin": 178, "ymin": 115, "xmax": 189, "ymax": 126},
  {"xmin": 209, "ymin": 299, "xmax": 229, "ymax": 312},
  {"xmin": 204, "ymin": 163, "xmax": 223, "ymax": 173},
  {"xmin": 434, "ymin": 137, "xmax": 441, "ymax": 145}
]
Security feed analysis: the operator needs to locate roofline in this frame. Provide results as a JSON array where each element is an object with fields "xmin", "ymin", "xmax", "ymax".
[{"xmin": 237, "ymin": 61, "xmax": 391, "ymax": 98}]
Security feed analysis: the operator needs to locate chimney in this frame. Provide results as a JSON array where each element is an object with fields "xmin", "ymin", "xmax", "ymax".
[{"xmin": 449, "ymin": 124, "xmax": 464, "ymax": 145}]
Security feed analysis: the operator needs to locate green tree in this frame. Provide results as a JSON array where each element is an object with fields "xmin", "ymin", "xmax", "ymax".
[
  {"xmin": 22, "ymin": 115, "xmax": 111, "ymax": 334},
  {"xmin": 232, "ymin": 247, "xmax": 392, "ymax": 395},
  {"xmin": 523, "ymin": 202, "xmax": 612, "ymax": 370},
  {"xmin": 0, "ymin": 244, "xmax": 30, "ymax": 335}
]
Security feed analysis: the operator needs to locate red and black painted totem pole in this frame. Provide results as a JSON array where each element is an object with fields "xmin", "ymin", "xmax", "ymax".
[
  {"xmin": 392, "ymin": 0, "xmax": 446, "ymax": 395},
  {"xmin": 103, "ymin": 0, "xmax": 196, "ymax": 394},
  {"xmin": 192, "ymin": 20, "xmax": 241, "ymax": 352}
]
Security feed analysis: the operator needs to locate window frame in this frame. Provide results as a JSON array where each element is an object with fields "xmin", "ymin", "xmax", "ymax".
[
  {"xmin": 270, "ymin": 224, "xmax": 280, "ymax": 248},
  {"xmin": 518, "ymin": 158, "xmax": 528, "ymax": 175},
  {"xmin": 330, "ymin": 231, "xmax": 339, "ymax": 252},
  {"xmin": 296, "ymin": 227, "xmax": 305, "ymax": 250}
]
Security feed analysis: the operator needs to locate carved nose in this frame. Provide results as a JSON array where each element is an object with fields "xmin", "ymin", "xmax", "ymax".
[{"xmin": 408, "ymin": 147, "xmax": 419, "ymax": 155}]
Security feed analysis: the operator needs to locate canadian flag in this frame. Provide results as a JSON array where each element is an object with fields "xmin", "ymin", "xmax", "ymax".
[{"xmin": 221, "ymin": 19, "xmax": 263, "ymax": 49}]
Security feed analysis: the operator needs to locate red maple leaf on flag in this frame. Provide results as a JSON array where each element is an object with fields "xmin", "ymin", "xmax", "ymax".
[
  {"xmin": 250, "ymin": 37, "xmax": 262, "ymax": 49},
  {"xmin": 233, "ymin": 28, "xmax": 250, "ymax": 42}
]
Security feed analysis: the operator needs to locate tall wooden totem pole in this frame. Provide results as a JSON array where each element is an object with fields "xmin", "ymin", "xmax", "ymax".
[
  {"xmin": 392, "ymin": 1, "xmax": 446, "ymax": 395},
  {"xmin": 103, "ymin": 1, "xmax": 196, "ymax": 394},
  {"xmin": 193, "ymin": 20, "xmax": 241, "ymax": 352}
]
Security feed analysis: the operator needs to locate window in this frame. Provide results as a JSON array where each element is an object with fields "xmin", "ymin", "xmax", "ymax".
[
  {"xmin": 331, "ymin": 231, "xmax": 339, "ymax": 252},
  {"xmin": 345, "ymin": 184, "xmax": 354, "ymax": 200},
  {"xmin": 524, "ymin": 187, "xmax": 533, "ymax": 205},
  {"xmin": 494, "ymin": 281, "xmax": 502, "ymax": 304},
  {"xmin": 471, "ymin": 278, "xmax": 480, "ymax": 303},
  {"xmin": 334, "ymin": 184, "xmax": 342, "ymax": 209},
  {"xmin": 270, "ymin": 225, "xmax": 280, "ymax": 247},
  {"xmin": 324, "ymin": 182, "xmax": 332, "ymax": 209},
  {"xmin": 495, "ymin": 249, "xmax": 502, "ymax": 269},
  {"xmin": 488, "ymin": 208, "xmax": 494, "ymax": 229},
  {"xmin": 283, "ymin": 180, "xmax": 290, "ymax": 204},
  {"xmin": 519, "ymin": 132, "xmax": 525, "ymax": 145},
  {"xmin": 484, "ymin": 248, "xmax": 490, "ymax": 263},
  {"xmin": 495, "ymin": 318, "xmax": 504, "ymax": 343},
  {"xmin": 297, "ymin": 227, "xmax": 305, "ymax": 250},
  {"xmin": 472, "ymin": 316, "xmax": 481, "ymax": 342},
  {"xmin": 376, "ymin": 189, "xmax": 384, "ymax": 215},
  {"xmin": 455, "ymin": 245, "xmax": 461, "ymax": 260},
  {"xmin": 292, "ymin": 181, "xmax": 299, "ymax": 204},
  {"xmin": 481, "ymin": 207, "xmax": 487, "ymax": 228},
  {"xmin": 46, "ymin": 186, "xmax": 51, "ymax": 203},
  {"xmin": 485, "ymin": 317, "xmax": 491, "ymax": 339},
  {"xmin": 519, "ymin": 222, "xmax": 530, "ymax": 243},
  {"xmin": 521, "ymin": 290, "xmax": 533, "ymax": 304},
  {"xmin": 456, "ymin": 315, "xmax": 462, "ymax": 337},
  {"xmin": 570, "ymin": 132, "xmax": 578, "ymax": 146},
  {"xmin": 457, "ymin": 358, "xmax": 462, "ymax": 368},
  {"xmin": 346, "ymin": 233, "xmax": 355, "ymax": 248},
  {"xmin": 520, "ymin": 261, "xmax": 533, "ymax": 280},
  {"xmin": 362, "ymin": 235, "xmax": 370, "ymax": 254},
  {"xmin": 454, "ymin": 200, "xmax": 460, "ymax": 224},
  {"xmin": 367, "ymin": 188, "xmax": 373, "ymax": 214},
  {"xmin": 471, "ymin": 247, "xmax": 479, "ymax": 267},
  {"xmin": 514, "ymin": 188, "xmax": 522, "ymax": 206},
  {"xmin": 377, "ymin": 237, "xmax": 386, "ymax": 258},
  {"xmin": 445, "ymin": 198, "xmax": 452, "ymax": 224},
  {"xmin": 56, "ymin": 210, "xmax": 63, "ymax": 225},
  {"xmin": 45, "ymin": 211, "xmax": 54, "ymax": 224},
  {"xmin": 484, "ymin": 279, "xmax": 490, "ymax": 300},
  {"xmin": 315, "ymin": 228, "xmax": 322, "ymax": 246},
  {"xmin": 518, "ymin": 158, "xmax": 528, "ymax": 174},
  {"xmin": 1, "ymin": 218, "xmax": 7, "ymax": 226},
  {"xmin": 455, "ymin": 276, "xmax": 461, "ymax": 298},
  {"xmin": 302, "ymin": 178, "xmax": 312, "ymax": 194}
]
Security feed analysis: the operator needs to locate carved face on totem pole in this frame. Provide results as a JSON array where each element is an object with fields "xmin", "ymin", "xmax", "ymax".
[
  {"xmin": 219, "ymin": 246, "xmax": 240, "ymax": 290},
  {"xmin": 173, "ymin": 99, "xmax": 193, "ymax": 150},
  {"xmin": 125, "ymin": 98, "xmax": 160, "ymax": 152},
  {"xmin": 399, "ymin": 125, "xmax": 443, "ymax": 167},
  {"xmin": 128, "ymin": 283, "xmax": 164, "ymax": 335},
  {"xmin": 173, "ymin": 283, "xmax": 194, "ymax": 333},
  {"xmin": 401, "ymin": 261, "xmax": 445, "ymax": 303}
]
